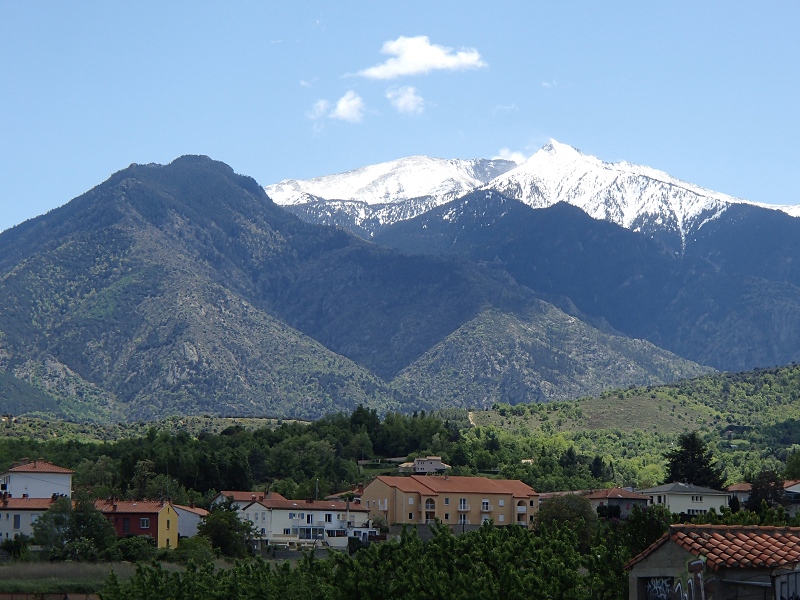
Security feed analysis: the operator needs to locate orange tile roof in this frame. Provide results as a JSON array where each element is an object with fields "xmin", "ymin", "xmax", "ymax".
[
  {"xmin": 243, "ymin": 498, "xmax": 369, "ymax": 512},
  {"xmin": 727, "ymin": 483, "xmax": 751, "ymax": 492},
  {"xmin": 5, "ymin": 460, "xmax": 74, "ymax": 475},
  {"xmin": 626, "ymin": 525, "xmax": 800, "ymax": 571},
  {"xmin": 374, "ymin": 475, "xmax": 537, "ymax": 497},
  {"xmin": 0, "ymin": 498, "xmax": 57, "ymax": 510},
  {"xmin": 95, "ymin": 500, "xmax": 169, "ymax": 514},
  {"xmin": 586, "ymin": 487, "xmax": 647, "ymax": 500},
  {"xmin": 173, "ymin": 504, "xmax": 209, "ymax": 516},
  {"xmin": 214, "ymin": 491, "xmax": 287, "ymax": 502}
]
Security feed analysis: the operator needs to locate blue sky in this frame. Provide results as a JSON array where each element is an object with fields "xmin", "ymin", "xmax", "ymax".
[{"xmin": 1, "ymin": 1, "xmax": 798, "ymax": 232}]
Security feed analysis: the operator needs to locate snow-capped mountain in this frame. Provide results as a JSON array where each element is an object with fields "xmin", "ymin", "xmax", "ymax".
[
  {"xmin": 265, "ymin": 156, "xmax": 516, "ymax": 237},
  {"xmin": 483, "ymin": 140, "xmax": 798, "ymax": 249},
  {"xmin": 266, "ymin": 141, "xmax": 799, "ymax": 242},
  {"xmin": 266, "ymin": 156, "xmax": 516, "ymax": 206}
]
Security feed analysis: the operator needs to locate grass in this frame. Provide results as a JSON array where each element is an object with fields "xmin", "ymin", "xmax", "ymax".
[
  {"xmin": 471, "ymin": 392, "xmax": 708, "ymax": 436},
  {"xmin": 0, "ymin": 561, "xmax": 141, "ymax": 593}
]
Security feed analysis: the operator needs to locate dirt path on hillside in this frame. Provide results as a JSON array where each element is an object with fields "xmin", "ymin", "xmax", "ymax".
[{"xmin": 468, "ymin": 411, "xmax": 476, "ymax": 427}]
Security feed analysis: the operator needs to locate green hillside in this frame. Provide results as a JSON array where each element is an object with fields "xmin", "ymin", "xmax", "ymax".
[{"xmin": 0, "ymin": 156, "xmax": 707, "ymax": 421}]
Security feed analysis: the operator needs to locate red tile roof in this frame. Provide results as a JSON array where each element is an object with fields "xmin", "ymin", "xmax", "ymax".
[
  {"xmin": 5, "ymin": 460, "xmax": 74, "ymax": 474},
  {"xmin": 626, "ymin": 525, "xmax": 800, "ymax": 571},
  {"xmin": 0, "ymin": 498, "xmax": 57, "ymax": 510},
  {"xmin": 374, "ymin": 475, "xmax": 538, "ymax": 497},
  {"xmin": 213, "ymin": 491, "xmax": 287, "ymax": 503},
  {"xmin": 95, "ymin": 500, "xmax": 169, "ymax": 514},
  {"xmin": 173, "ymin": 504, "xmax": 209, "ymax": 517},
  {"xmin": 243, "ymin": 498, "xmax": 369, "ymax": 512}
]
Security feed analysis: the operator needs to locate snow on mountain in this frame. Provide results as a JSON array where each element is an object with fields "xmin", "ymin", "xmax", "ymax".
[
  {"xmin": 265, "ymin": 156, "xmax": 517, "ymax": 206},
  {"xmin": 266, "ymin": 141, "xmax": 799, "ymax": 243},
  {"xmin": 483, "ymin": 140, "xmax": 751, "ymax": 248}
]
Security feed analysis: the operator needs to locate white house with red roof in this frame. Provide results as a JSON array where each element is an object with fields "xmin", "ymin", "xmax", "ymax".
[
  {"xmin": 0, "ymin": 495, "xmax": 57, "ymax": 540},
  {"xmin": 239, "ymin": 497, "xmax": 373, "ymax": 550},
  {"xmin": 0, "ymin": 459, "xmax": 73, "ymax": 499}
]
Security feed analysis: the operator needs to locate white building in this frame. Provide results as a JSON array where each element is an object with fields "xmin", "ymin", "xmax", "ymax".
[
  {"xmin": 239, "ymin": 497, "xmax": 373, "ymax": 550},
  {"xmin": 398, "ymin": 456, "xmax": 451, "ymax": 475},
  {"xmin": 0, "ymin": 496, "xmax": 56, "ymax": 540},
  {"xmin": 172, "ymin": 504, "xmax": 209, "ymax": 538},
  {"xmin": 0, "ymin": 460, "xmax": 73, "ymax": 499},
  {"xmin": 640, "ymin": 482, "xmax": 730, "ymax": 516}
]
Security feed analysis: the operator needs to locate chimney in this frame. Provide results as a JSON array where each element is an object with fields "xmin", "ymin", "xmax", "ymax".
[
  {"xmin": 267, "ymin": 491, "xmax": 272, "ymax": 499},
  {"xmin": 22, "ymin": 493, "xmax": 28, "ymax": 499},
  {"xmin": 358, "ymin": 483, "xmax": 364, "ymax": 494},
  {"xmin": 252, "ymin": 494, "xmax": 256, "ymax": 501},
  {"xmin": 306, "ymin": 498, "xmax": 314, "ymax": 503},
  {"xmin": 160, "ymin": 498, "xmax": 164, "ymax": 507},
  {"xmin": 190, "ymin": 501, "xmax": 195, "ymax": 509}
]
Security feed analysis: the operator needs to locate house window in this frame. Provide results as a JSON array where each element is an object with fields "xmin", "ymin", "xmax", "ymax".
[
  {"xmin": 459, "ymin": 514, "xmax": 467, "ymax": 525},
  {"xmin": 307, "ymin": 514, "xmax": 313, "ymax": 524},
  {"xmin": 289, "ymin": 512, "xmax": 295, "ymax": 519},
  {"xmin": 499, "ymin": 499, "xmax": 504, "ymax": 507},
  {"xmin": 459, "ymin": 499, "xmax": 467, "ymax": 510},
  {"xmin": 409, "ymin": 513, "xmax": 413, "ymax": 520},
  {"xmin": 166, "ymin": 519, "xmax": 170, "ymax": 530},
  {"xmin": 408, "ymin": 497, "xmax": 414, "ymax": 505},
  {"xmin": 325, "ymin": 514, "xmax": 332, "ymax": 523},
  {"xmin": 254, "ymin": 513, "xmax": 258, "ymax": 521},
  {"xmin": 530, "ymin": 500, "xmax": 535, "ymax": 507},
  {"xmin": 444, "ymin": 513, "xmax": 450, "ymax": 520},
  {"xmin": 444, "ymin": 498, "xmax": 450, "ymax": 506},
  {"xmin": 284, "ymin": 528, "xmax": 291, "ymax": 535},
  {"xmin": 657, "ymin": 495, "xmax": 662, "ymax": 504},
  {"xmin": 499, "ymin": 515, "xmax": 504, "ymax": 522},
  {"xmin": 298, "ymin": 513, "xmax": 304, "ymax": 520},
  {"xmin": 262, "ymin": 512, "xmax": 266, "ymax": 521},
  {"xmin": 140, "ymin": 518, "xmax": 150, "ymax": 529},
  {"xmin": 166, "ymin": 538, "xmax": 170, "ymax": 547},
  {"xmin": 123, "ymin": 518, "xmax": 130, "ymax": 533},
  {"xmin": 12, "ymin": 515, "xmax": 20, "ymax": 530},
  {"xmin": 245, "ymin": 513, "xmax": 250, "ymax": 521},
  {"xmin": 481, "ymin": 500, "xmax": 490, "ymax": 511}
]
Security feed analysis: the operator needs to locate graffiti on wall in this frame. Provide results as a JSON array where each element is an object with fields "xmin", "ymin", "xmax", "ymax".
[{"xmin": 646, "ymin": 558, "xmax": 711, "ymax": 600}]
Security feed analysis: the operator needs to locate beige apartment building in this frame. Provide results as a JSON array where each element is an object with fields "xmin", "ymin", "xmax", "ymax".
[{"xmin": 361, "ymin": 475, "xmax": 539, "ymax": 528}]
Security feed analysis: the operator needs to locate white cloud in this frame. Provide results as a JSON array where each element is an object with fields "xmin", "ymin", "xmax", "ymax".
[
  {"xmin": 542, "ymin": 81, "xmax": 557, "ymax": 88},
  {"xmin": 329, "ymin": 91, "xmax": 365, "ymax": 123},
  {"xmin": 493, "ymin": 148, "xmax": 528, "ymax": 164},
  {"xmin": 357, "ymin": 36, "xmax": 486, "ymax": 80},
  {"xmin": 492, "ymin": 103, "xmax": 518, "ymax": 114},
  {"xmin": 307, "ymin": 99, "xmax": 330, "ymax": 120},
  {"xmin": 386, "ymin": 86, "xmax": 424, "ymax": 114}
]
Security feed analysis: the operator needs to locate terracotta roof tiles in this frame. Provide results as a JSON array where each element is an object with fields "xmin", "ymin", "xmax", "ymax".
[
  {"xmin": 0, "ymin": 498, "xmax": 58, "ymax": 510},
  {"xmin": 626, "ymin": 525, "xmax": 800, "ymax": 571},
  {"xmin": 95, "ymin": 500, "xmax": 169, "ymax": 514},
  {"xmin": 5, "ymin": 460, "xmax": 74, "ymax": 474},
  {"xmin": 242, "ymin": 498, "xmax": 369, "ymax": 512}
]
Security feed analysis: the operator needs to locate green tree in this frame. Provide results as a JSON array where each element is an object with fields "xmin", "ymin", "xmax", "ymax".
[
  {"xmin": 197, "ymin": 498, "xmax": 255, "ymax": 558},
  {"xmin": 664, "ymin": 431, "xmax": 725, "ymax": 489},
  {"xmin": 624, "ymin": 505, "xmax": 674, "ymax": 558},
  {"xmin": 32, "ymin": 492, "xmax": 116, "ymax": 561},
  {"xmin": 746, "ymin": 470, "xmax": 786, "ymax": 512},
  {"xmin": 536, "ymin": 494, "xmax": 597, "ymax": 552}
]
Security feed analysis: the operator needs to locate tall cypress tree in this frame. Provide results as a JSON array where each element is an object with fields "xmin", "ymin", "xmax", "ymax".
[{"xmin": 664, "ymin": 431, "xmax": 725, "ymax": 489}]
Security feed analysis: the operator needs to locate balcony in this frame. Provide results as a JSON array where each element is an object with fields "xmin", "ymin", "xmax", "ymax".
[
  {"xmin": 457, "ymin": 504, "xmax": 470, "ymax": 512},
  {"xmin": 480, "ymin": 504, "xmax": 494, "ymax": 513},
  {"xmin": 517, "ymin": 505, "xmax": 528, "ymax": 513}
]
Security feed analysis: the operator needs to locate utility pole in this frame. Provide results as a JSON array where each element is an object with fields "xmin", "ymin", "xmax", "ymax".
[{"xmin": 315, "ymin": 478, "xmax": 319, "ymax": 501}]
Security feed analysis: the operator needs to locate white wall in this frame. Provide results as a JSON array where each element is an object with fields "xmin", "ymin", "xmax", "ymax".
[
  {"xmin": 0, "ymin": 509, "xmax": 47, "ymax": 540},
  {"xmin": 2, "ymin": 473, "xmax": 72, "ymax": 499},
  {"xmin": 173, "ymin": 506, "xmax": 202, "ymax": 538}
]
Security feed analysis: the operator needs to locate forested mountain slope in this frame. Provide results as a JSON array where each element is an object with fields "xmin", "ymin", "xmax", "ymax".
[
  {"xmin": 0, "ymin": 157, "xmax": 706, "ymax": 421},
  {"xmin": 375, "ymin": 192, "xmax": 800, "ymax": 372}
]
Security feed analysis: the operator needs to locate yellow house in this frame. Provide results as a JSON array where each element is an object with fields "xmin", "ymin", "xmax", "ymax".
[{"xmin": 361, "ymin": 475, "xmax": 539, "ymax": 528}]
